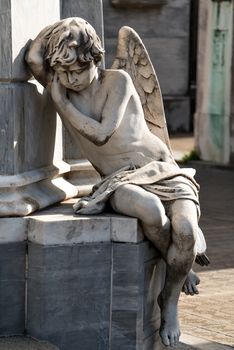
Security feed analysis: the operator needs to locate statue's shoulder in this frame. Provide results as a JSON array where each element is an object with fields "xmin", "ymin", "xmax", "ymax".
[{"xmin": 102, "ymin": 68, "xmax": 132, "ymax": 88}]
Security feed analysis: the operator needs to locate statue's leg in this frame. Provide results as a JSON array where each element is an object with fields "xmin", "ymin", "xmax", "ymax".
[
  {"xmin": 159, "ymin": 199, "xmax": 198, "ymax": 347},
  {"xmin": 110, "ymin": 186, "xmax": 198, "ymax": 346},
  {"xmin": 110, "ymin": 183, "xmax": 171, "ymax": 258}
]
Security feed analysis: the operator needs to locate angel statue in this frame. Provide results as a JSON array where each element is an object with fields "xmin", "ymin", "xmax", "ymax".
[{"xmin": 26, "ymin": 17, "xmax": 209, "ymax": 347}]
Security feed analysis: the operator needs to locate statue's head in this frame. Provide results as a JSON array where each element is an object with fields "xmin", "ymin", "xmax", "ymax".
[
  {"xmin": 46, "ymin": 17, "xmax": 104, "ymax": 68},
  {"xmin": 45, "ymin": 17, "xmax": 104, "ymax": 91}
]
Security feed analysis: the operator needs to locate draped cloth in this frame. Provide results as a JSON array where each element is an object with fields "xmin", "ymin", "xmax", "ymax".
[
  {"xmin": 73, "ymin": 161, "xmax": 200, "ymax": 216},
  {"xmin": 73, "ymin": 161, "xmax": 208, "ymax": 255}
]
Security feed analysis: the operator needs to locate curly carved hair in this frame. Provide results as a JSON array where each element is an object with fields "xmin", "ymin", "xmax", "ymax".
[{"xmin": 45, "ymin": 17, "xmax": 104, "ymax": 68}]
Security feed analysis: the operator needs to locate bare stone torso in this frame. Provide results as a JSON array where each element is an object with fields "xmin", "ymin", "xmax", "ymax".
[{"xmin": 67, "ymin": 70, "xmax": 174, "ymax": 176}]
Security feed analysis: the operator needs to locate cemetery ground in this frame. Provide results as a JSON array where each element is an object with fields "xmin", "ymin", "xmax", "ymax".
[{"xmin": 171, "ymin": 136, "xmax": 234, "ymax": 350}]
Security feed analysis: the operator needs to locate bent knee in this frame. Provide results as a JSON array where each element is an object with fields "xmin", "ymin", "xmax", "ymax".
[{"xmin": 172, "ymin": 218, "xmax": 197, "ymax": 250}]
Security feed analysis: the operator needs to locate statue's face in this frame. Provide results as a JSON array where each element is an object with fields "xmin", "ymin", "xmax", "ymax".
[{"xmin": 54, "ymin": 61, "xmax": 97, "ymax": 92}]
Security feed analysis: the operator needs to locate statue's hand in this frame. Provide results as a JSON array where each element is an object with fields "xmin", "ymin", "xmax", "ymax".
[{"xmin": 51, "ymin": 73, "xmax": 67, "ymax": 104}]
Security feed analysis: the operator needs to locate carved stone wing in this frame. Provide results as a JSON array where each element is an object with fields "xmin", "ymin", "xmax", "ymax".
[{"xmin": 111, "ymin": 26, "xmax": 172, "ymax": 153}]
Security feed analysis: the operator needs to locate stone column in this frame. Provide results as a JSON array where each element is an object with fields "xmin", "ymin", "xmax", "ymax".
[
  {"xmin": 195, "ymin": 0, "xmax": 233, "ymax": 163},
  {"xmin": 0, "ymin": 0, "xmax": 77, "ymax": 217},
  {"xmin": 60, "ymin": 0, "xmax": 104, "ymax": 194},
  {"xmin": 230, "ymin": 5, "xmax": 234, "ymax": 164}
]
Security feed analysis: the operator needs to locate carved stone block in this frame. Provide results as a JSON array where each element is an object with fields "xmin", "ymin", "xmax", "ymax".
[
  {"xmin": 26, "ymin": 204, "xmax": 166, "ymax": 350},
  {"xmin": 0, "ymin": 218, "xmax": 26, "ymax": 336}
]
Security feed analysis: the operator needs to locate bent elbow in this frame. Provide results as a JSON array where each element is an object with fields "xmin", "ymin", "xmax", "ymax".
[
  {"xmin": 95, "ymin": 135, "xmax": 112, "ymax": 146},
  {"xmin": 92, "ymin": 132, "xmax": 113, "ymax": 146}
]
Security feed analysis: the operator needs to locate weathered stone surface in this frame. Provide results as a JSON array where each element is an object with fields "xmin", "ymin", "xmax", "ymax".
[
  {"xmin": 27, "ymin": 240, "xmax": 163, "ymax": 350},
  {"xmin": 110, "ymin": 215, "xmax": 144, "ymax": 243},
  {"xmin": 0, "ymin": 0, "xmax": 60, "ymax": 81},
  {"xmin": 104, "ymin": 0, "xmax": 190, "ymax": 40},
  {"xmin": 103, "ymin": 0, "xmax": 191, "ymax": 132},
  {"xmin": 195, "ymin": 0, "xmax": 233, "ymax": 163},
  {"xmin": 0, "ymin": 175, "xmax": 77, "ymax": 217},
  {"xmin": 0, "ymin": 218, "xmax": 27, "ymax": 243},
  {"xmin": 61, "ymin": 0, "xmax": 104, "ymax": 45},
  {"xmin": 0, "ymin": 218, "xmax": 27, "ymax": 335},
  {"xmin": 28, "ymin": 215, "xmax": 111, "ymax": 245},
  {"xmin": 0, "ymin": 75, "xmax": 77, "ymax": 217},
  {"xmin": 27, "ymin": 242, "xmax": 112, "ymax": 350},
  {"xmin": 0, "ymin": 0, "xmax": 78, "ymax": 217},
  {"xmin": 25, "ymin": 203, "xmax": 164, "ymax": 350},
  {"xmin": 0, "ymin": 82, "xmax": 57, "ymax": 175},
  {"xmin": 164, "ymin": 97, "xmax": 191, "ymax": 132},
  {"xmin": 27, "ymin": 201, "xmax": 144, "ymax": 245},
  {"xmin": 103, "ymin": 0, "xmax": 190, "ymax": 96},
  {"xmin": 0, "ymin": 242, "xmax": 26, "ymax": 336},
  {"xmin": 0, "ymin": 336, "xmax": 59, "ymax": 350},
  {"xmin": 111, "ymin": 242, "xmax": 164, "ymax": 350},
  {"xmin": 64, "ymin": 160, "xmax": 101, "ymax": 196}
]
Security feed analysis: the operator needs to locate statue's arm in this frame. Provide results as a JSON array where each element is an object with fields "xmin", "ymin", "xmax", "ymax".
[
  {"xmin": 51, "ymin": 71, "xmax": 131, "ymax": 146},
  {"xmin": 25, "ymin": 25, "xmax": 54, "ymax": 89}
]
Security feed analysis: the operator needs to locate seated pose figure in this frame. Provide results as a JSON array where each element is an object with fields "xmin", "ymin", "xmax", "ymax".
[{"xmin": 26, "ymin": 18, "xmax": 208, "ymax": 347}]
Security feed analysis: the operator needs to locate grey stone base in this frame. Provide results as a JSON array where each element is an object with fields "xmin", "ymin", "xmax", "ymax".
[
  {"xmin": 0, "ymin": 336, "xmax": 59, "ymax": 350},
  {"xmin": 64, "ymin": 159, "xmax": 101, "ymax": 196},
  {"xmin": 0, "ymin": 177, "xmax": 77, "ymax": 217},
  {"xmin": 0, "ymin": 202, "xmax": 167, "ymax": 349},
  {"xmin": 27, "ymin": 241, "xmax": 165, "ymax": 350},
  {"xmin": 0, "ymin": 242, "xmax": 26, "ymax": 335}
]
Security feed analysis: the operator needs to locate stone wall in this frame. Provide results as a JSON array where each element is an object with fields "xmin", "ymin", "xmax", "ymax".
[{"xmin": 103, "ymin": 0, "xmax": 192, "ymax": 132}]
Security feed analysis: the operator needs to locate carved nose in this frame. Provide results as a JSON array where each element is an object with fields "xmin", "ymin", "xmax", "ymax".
[{"xmin": 67, "ymin": 72, "xmax": 76, "ymax": 84}]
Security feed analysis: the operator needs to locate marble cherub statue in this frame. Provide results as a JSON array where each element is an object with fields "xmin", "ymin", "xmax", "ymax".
[{"xmin": 26, "ymin": 17, "xmax": 209, "ymax": 347}]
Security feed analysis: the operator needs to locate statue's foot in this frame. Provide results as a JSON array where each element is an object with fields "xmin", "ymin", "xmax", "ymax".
[
  {"xmin": 159, "ymin": 296, "xmax": 181, "ymax": 347},
  {"xmin": 182, "ymin": 269, "xmax": 200, "ymax": 296}
]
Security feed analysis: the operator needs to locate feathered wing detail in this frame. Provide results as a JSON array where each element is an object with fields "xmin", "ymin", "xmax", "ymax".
[{"xmin": 111, "ymin": 26, "xmax": 172, "ymax": 153}]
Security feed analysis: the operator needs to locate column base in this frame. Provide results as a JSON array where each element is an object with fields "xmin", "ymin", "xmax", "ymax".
[{"xmin": 0, "ymin": 175, "xmax": 78, "ymax": 217}]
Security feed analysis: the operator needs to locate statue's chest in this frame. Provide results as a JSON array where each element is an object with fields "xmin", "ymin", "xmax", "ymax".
[{"xmin": 68, "ymin": 90, "xmax": 106, "ymax": 122}]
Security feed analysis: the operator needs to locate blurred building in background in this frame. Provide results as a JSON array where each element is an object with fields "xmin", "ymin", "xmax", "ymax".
[
  {"xmin": 103, "ymin": 0, "xmax": 197, "ymax": 134},
  {"xmin": 102, "ymin": 0, "xmax": 234, "ymax": 165},
  {"xmin": 196, "ymin": 0, "xmax": 234, "ymax": 164}
]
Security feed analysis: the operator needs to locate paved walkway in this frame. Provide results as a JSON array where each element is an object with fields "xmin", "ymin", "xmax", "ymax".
[{"xmin": 169, "ymin": 135, "xmax": 234, "ymax": 349}]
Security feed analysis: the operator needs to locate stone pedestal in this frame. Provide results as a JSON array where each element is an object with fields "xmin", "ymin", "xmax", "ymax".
[
  {"xmin": 25, "ymin": 202, "xmax": 166, "ymax": 350},
  {"xmin": 0, "ymin": 0, "xmax": 77, "ymax": 217},
  {"xmin": 0, "ymin": 202, "xmax": 166, "ymax": 349},
  {"xmin": 0, "ymin": 218, "xmax": 27, "ymax": 335}
]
